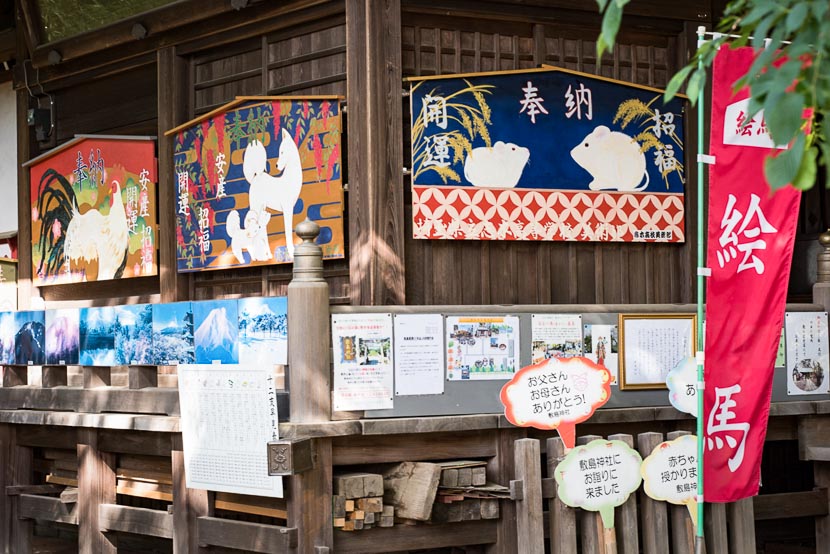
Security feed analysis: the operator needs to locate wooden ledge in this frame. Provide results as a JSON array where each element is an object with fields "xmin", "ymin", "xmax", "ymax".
[{"xmin": 0, "ymin": 410, "xmax": 180, "ymax": 432}]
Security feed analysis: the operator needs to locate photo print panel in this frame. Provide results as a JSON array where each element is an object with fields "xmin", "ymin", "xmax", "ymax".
[
  {"xmin": 27, "ymin": 136, "xmax": 158, "ymax": 286},
  {"xmin": 238, "ymin": 296, "xmax": 288, "ymax": 367},
  {"xmin": 79, "ymin": 307, "xmax": 117, "ymax": 366},
  {"xmin": 113, "ymin": 304, "xmax": 154, "ymax": 365},
  {"xmin": 14, "ymin": 310, "xmax": 46, "ymax": 365},
  {"xmin": 169, "ymin": 96, "xmax": 344, "ymax": 272},
  {"xmin": 46, "ymin": 308, "xmax": 80, "ymax": 365},
  {"xmin": 193, "ymin": 299, "xmax": 239, "ymax": 364},
  {"xmin": 152, "ymin": 302, "xmax": 195, "ymax": 365},
  {"xmin": 0, "ymin": 311, "xmax": 16, "ymax": 365}
]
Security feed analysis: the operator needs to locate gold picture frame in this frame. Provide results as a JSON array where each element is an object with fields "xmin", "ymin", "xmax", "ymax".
[{"xmin": 618, "ymin": 313, "xmax": 697, "ymax": 390}]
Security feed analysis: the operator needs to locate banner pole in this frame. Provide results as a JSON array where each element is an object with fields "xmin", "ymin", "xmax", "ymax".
[{"xmin": 695, "ymin": 25, "xmax": 706, "ymax": 554}]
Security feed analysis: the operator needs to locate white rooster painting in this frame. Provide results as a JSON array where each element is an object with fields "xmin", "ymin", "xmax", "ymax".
[
  {"xmin": 172, "ymin": 98, "xmax": 345, "ymax": 272},
  {"xmin": 28, "ymin": 137, "xmax": 158, "ymax": 286}
]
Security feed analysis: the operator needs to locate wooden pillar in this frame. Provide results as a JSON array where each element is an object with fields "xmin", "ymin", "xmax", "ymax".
[
  {"xmin": 813, "ymin": 231, "xmax": 830, "ymax": 311},
  {"xmin": 513, "ymin": 438, "xmax": 544, "ymax": 554},
  {"xmin": 609, "ymin": 433, "xmax": 640, "ymax": 554},
  {"xmin": 637, "ymin": 432, "xmax": 669, "ymax": 554},
  {"xmin": 16, "ymin": 80, "xmax": 34, "ymax": 309},
  {"xmin": 78, "ymin": 429, "xmax": 116, "ymax": 553},
  {"xmin": 172, "ymin": 434, "xmax": 209, "ymax": 554},
  {"xmin": 547, "ymin": 437, "xmax": 577, "ymax": 553},
  {"xmin": 288, "ymin": 438, "xmax": 333, "ymax": 554},
  {"xmin": 288, "ymin": 220, "xmax": 330, "ymax": 423},
  {"xmin": 158, "ymin": 46, "xmax": 189, "ymax": 303},
  {"xmin": 726, "ymin": 498, "xmax": 756, "ymax": 554},
  {"xmin": 487, "ymin": 428, "xmax": 524, "ymax": 554},
  {"xmin": 345, "ymin": 0, "xmax": 406, "ymax": 306},
  {"xmin": 1, "ymin": 424, "xmax": 32, "ymax": 554}
]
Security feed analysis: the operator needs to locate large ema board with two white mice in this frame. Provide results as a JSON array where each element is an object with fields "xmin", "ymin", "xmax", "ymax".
[{"xmin": 409, "ymin": 67, "xmax": 687, "ymax": 243}]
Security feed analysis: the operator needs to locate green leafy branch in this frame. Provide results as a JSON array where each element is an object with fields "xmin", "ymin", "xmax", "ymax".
[{"xmin": 597, "ymin": 0, "xmax": 829, "ymax": 191}]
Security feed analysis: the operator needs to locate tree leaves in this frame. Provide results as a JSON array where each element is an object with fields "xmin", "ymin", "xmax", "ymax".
[{"xmin": 598, "ymin": 0, "xmax": 828, "ymax": 191}]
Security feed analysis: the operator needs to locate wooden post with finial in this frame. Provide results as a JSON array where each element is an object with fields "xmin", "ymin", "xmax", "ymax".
[
  {"xmin": 813, "ymin": 230, "xmax": 830, "ymax": 312},
  {"xmin": 287, "ymin": 219, "xmax": 334, "ymax": 553},
  {"xmin": 288, "ymin": 219, "xmax": 331, "ymax": 423}
]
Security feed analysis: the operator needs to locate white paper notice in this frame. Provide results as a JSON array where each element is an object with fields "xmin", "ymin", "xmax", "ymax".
[
  {"xmin": 531, "ymin": 314, "xmax": 583, "ymax": 364},
  {"xmin": 446, "ymin": 316, "xmax": 520, "ymax": 380},
  {"xmin": 622, "ymin": 318, "xmax": 693, "ymax": 387},
  {"xmin": 785, "ymin": 312, "xmax": 830, "ymax": 395},
  {"xmin": 332, "ymin": 313, "xmax": 394, "ymax": 411},
  {"xmin": 394, "ymin": 314, "xmax": 444, "ymax": 396},
  {"xmin": 177, "ymin": 364, "xmax": 282, "ymax": 497}
]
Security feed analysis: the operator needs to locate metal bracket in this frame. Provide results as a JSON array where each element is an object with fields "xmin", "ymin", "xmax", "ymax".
[{"xmin": 267, "ymin": 438, "xmax": 315, "ymax": 476}]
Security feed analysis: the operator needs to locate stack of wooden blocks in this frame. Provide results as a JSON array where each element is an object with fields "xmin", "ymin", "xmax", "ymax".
[
  {"xmin": 332, "ymin": 472, "xmax": 395, "ymax": 531},
  {"xmin": 431, "ymin": 461, "xmax": 502, "ymax": 523}
]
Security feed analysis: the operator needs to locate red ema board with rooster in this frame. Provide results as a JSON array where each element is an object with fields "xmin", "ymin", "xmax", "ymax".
[{"xmin": 25, "ymin": 136, "xmax": 158, "ymax": 286}]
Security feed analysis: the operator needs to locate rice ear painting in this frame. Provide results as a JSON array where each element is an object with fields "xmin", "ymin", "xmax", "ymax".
[
  {"xmin": 14, "ymin": 311, "xmax": 46, "ymax": 366},
  {"xmin": 46, "ymin": 308, "xmax": 80, "ymax": 365},
  {"xmin": 238, "ymin": 296, "xmax": 288, "ymax": 367},
  {"xmin": 410, "ymin": 67, "xmax": 686, "ymax": 243},
  {"xmin": 27, "ymin": 136, "xmax": 158, "ymax": 286},
  {"xmin": 168, "ymin": 96, "xmax": 344, "ymax": 272},
  {"xmin": 193, "ymin": 299, "xmax": 239, "ymax": 364},
  {"xmin": 152, "ymin": 302, "xmax": 195, "ymax": 365}
]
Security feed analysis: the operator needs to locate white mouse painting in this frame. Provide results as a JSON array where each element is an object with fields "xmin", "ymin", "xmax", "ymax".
[
  {"xmin": 463, "ymin": 141, "xmax": 530, "ymax": 188},
  {"xmin": 570, "ymin": 125, "xmax": 649, "ymax": 192}
]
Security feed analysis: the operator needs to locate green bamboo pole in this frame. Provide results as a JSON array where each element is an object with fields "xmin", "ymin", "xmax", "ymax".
[{"xmin": 695, "ymin": 25, "xmax": 706, "ymax": 554}]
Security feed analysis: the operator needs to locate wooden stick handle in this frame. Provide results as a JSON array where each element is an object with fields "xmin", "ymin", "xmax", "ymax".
[{"xmin": 604, "ymin": 526, "xmax": 618, "ymax": 554}]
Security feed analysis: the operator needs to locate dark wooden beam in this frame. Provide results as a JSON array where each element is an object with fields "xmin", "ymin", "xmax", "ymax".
[
  {"xmin": 346, "ymin": 0, "xmax": 407, "ymax": 305},
  {"xmin": 157, "ymin": 46, "xmax": 188, "ymax": 303},
  {"xmin": 29, "ymin": 0, "xmax": 334, "ymax": 71},
  {"xmin": 753, "ymin": 489, "xmax": 828, "ymax": 521},
  {"xmin": 16, "ymin": 0, "xmax": 40, "ymax": 57}
]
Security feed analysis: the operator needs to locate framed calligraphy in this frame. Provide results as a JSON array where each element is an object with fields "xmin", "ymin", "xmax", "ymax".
[{"xmin": 619, "ymin": 313, "xmax": 697, "ymax": 390}]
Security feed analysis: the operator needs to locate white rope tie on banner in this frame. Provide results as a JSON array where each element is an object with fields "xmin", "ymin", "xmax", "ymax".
[
  {"xmin": 695, "ymin": 350, "xmax": 705, "ymax": 365},
  {"xmin": 697, "ymin": 380, "xmax": 705, "ymax": 391},
  {"xmin": 697, "ymin": 267, "xmax": 712, "ymax": 277},
  {"xmin": 697, "ymin": 154, "xmax": 716, "ymax": 165}
]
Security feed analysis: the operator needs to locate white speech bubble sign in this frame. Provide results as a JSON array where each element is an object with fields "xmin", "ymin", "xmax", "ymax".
[
  {"xmin": 641, "ymin": 434, "xmax": 699, "ymax": 529},
  {"xmin": 666, "ymin": 356, "xmax": 698, "ymax": 417},
  {"xmin": 553, "ymin": 438, "xmax": 643, "ymax": 528}
]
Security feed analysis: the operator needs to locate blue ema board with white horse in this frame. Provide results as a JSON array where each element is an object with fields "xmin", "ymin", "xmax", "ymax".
[
  {"xmin": 171, "ymin": 97, "xmax": 344, "ymax": 272},
  {"xmin": 410, "ymin": 67, "xmax": 687, "ymax": 243}
]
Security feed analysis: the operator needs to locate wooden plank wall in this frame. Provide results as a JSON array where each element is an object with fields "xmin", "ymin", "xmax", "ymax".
[{"xmin": 400, "ymin": 11, "xmax": 696, "ymax": 305}]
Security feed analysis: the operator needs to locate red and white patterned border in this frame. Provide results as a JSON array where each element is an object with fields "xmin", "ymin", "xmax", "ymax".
[{"xmin": 412, "ymin": 186, "xmax": 685, "ymax": 243}]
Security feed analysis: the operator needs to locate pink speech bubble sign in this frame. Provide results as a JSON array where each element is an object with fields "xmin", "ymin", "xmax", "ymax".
[{"xmin": 500, "ymin": 356, "xmax": 612, "ymax": 450}]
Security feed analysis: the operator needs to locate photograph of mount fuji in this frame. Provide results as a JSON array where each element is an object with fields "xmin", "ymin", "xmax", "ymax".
[
  {"xmin": 153, "ymin": 302, "xmax": 194, "ymax": 365},
  {"xmin": 193, "ymin": 299, "xmax": 239, "ymax": 364},
  {"xmin": 238, "ymin": 296, "xmax": 288, "ymax": 367}
]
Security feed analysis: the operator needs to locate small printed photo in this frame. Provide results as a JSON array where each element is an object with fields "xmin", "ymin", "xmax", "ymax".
[
  {"xmin": 340, "ymin": 335, "xmax": 357, "ymax": 363},
  {"xmin": 79, "ymin": 307, "xmax": 116, "ymax": 366},
  {"xmin": 791, "ymin": 358, "xmax": 825, "ymax": 393},
  {"xmin": 358, "ymin": 338, "xmax": 391, "ymax": 366},
  {"xmin": 46, "ymin": 308, "xmax": 80, "ymax": 365},
  {"xmin": 193, "ymin": 299, "xmax": 239, "ymax": 364},
  {"xmin": 152, "ymin": 302, "xmax": 195, "ymax": 365},
  {"xmin": 238, "ymin": 296, "xmax": 288, "ymax": 366},
  {"xmin": 14, "ymin": 311, "xmax": 46, "ymax": 365},
  {"xmin": 113, "ymin": 304, "xmax": 154, "ymax": 365}
]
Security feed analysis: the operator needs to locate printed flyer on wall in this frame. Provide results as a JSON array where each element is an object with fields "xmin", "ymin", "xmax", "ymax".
[
  {"xmin": 332, "ymin": 313, "xmax": 394, "ymax": 410},
  {"xmin": 785, "ymin": 312, "xmax": 829, "ymax": 396},
  {"xmin": 446, "ymin": 316, "xmax": 519, "ymax": 380},
  {"xmin": 531, "ymin": 314, "xmax": 582, "ymax": 364},
  {"xmin": 394, "ymin": 313, "xmax": 444, "ymax": 396}
]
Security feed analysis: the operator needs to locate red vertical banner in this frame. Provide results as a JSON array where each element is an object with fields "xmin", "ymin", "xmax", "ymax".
[{"xmin": 704, "ymin": 47, "xmax": 801, "ymax": 502}]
